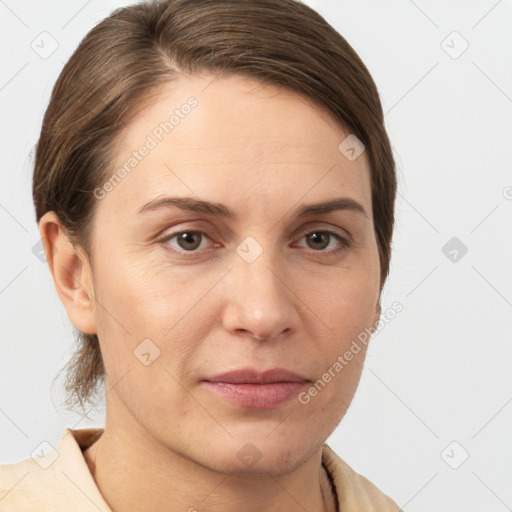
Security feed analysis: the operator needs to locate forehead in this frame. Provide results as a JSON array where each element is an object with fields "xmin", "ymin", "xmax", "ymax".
[{"xmin": 103, "ymin": 74, "xmax": 373, "ymax": 220}]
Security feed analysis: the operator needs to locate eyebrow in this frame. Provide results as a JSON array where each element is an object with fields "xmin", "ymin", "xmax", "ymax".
[{"xmin": 137, "ymin": 196, "xmax": 368, "ymax": 219}]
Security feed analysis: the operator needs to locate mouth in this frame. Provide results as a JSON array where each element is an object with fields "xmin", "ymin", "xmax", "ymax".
[{"xmin": 201, "ymin": 368, "xmax": 310, "ymax": 409}]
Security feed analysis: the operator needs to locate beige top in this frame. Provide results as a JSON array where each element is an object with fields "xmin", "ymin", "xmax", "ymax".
[{"xmin": 0, "ymin": 429, "xmax": 400, "ymax": 511}]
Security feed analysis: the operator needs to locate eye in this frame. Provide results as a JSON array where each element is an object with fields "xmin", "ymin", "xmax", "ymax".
[
  {"xmin": 163, "ymin": 231, "xmax": 212, "ymax": 252},
  {"xmin": 158, "ymin": 228, "xmax": 350, "ymax": 257},
  {"xmin": 295, "ymin": 230, "xmax": 350, "ymax": 253}
]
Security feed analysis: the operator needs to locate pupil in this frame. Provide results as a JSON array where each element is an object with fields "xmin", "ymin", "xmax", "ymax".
[
  {"xmin": 307, "ymin": 232, "xmax": 329, "ymax": 250},
  {"xmin": 179, "ymin": 232, "xmax": 201, "ymax": 250}
]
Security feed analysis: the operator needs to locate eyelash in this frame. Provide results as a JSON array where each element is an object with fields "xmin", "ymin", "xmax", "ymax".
[{"xmin": 157, "ymin": 229, "xmax": 351, "ymax": 258}]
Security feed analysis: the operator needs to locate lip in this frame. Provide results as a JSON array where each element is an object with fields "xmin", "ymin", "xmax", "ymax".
[
  {"xmin": 204, "ymin": 368, "xmax": 309, "ymax": 384},
  {"xmin": 202, "ymin": 368, "xmax": 310, "ymax": 409}
]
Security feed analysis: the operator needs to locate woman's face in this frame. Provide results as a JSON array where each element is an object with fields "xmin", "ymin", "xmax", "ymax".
[{"xmin": 86, "ymin": 73, "xmax": 381, "ymax": 474}]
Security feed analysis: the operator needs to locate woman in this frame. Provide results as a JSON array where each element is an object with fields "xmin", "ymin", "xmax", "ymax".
[{"xmin": 0, "ymin": 0, "xmax": 399, "ymax": 510}]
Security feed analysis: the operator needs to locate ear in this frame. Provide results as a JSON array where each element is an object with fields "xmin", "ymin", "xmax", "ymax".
[
  {"xmin": 371, "ymin": 298, "xmax": 382, "ymax": 329},
  {"xmin": 38, "ymin": 211, "xmax": 97, "ymax": 335}
]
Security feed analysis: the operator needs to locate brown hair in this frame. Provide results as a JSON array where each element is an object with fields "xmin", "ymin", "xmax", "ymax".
[{"xmin": 33, "ymin": 0, "xmax": 396, "ymax": 410}]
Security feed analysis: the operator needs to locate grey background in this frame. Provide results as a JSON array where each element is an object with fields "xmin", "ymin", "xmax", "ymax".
[{"xmin": 1, "ymin": 1, "xmax": 511, "ymax": 510}]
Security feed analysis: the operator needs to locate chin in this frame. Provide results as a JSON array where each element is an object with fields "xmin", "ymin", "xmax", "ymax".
[{"xmin": 190, "ymin": 431, "xmax": 321, "ymax": 477}]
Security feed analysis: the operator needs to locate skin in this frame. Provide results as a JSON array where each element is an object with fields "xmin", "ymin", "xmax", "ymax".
[{"xmin": 40, "ymin": 73, "xmax": 382, "ymax": 512}]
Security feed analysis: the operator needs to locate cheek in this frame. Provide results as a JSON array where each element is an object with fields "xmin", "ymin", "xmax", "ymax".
[
  {"xmin": 300, "ymin": 264, "xmax": 379, "ymax": 343},
  {"xmin": 91, "ymin": 258, "xmax": 214, "ymax": 424},
  {"xmin": 294, "ymin": 262, "xmax": 378, "ymax": 408},
  {"xmin": 92, "ymin": 251, "xmax": 227, "ymax": 374},
  {"xmin": 329, "ymin": 284, "xmax": 377, "ymax": 340}
]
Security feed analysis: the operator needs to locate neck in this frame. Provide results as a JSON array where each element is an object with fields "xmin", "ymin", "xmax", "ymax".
[{"xmin": 83, "ymin": 418, "xmax": 337, "ymax": 512}]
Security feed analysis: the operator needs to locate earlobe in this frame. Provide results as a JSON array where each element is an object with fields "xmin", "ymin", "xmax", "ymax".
[
  {"xmin": 372, "ymin": 299, "xmax": 382, "ymax": 329},
  {"xmin": 38, "ymin": 211, "xmax": 97, "ymax": 335}
]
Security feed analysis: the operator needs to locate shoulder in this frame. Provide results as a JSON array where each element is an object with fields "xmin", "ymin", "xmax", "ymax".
[
  {"xmin": 0, "ymin": 449, "xmax": 65, "ymax": 511},
  {"xmin": 0, "ymin": 429, "xmax": 109, "ymax": 512},
  {"xmin": 322, "ymin": 444, "xmax": 402, "ymax": 512}
]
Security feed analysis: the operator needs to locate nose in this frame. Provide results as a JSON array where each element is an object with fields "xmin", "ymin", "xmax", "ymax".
[{"xmin": 221, "ymin": 249, "xmax": 300, "ymax": 342}]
